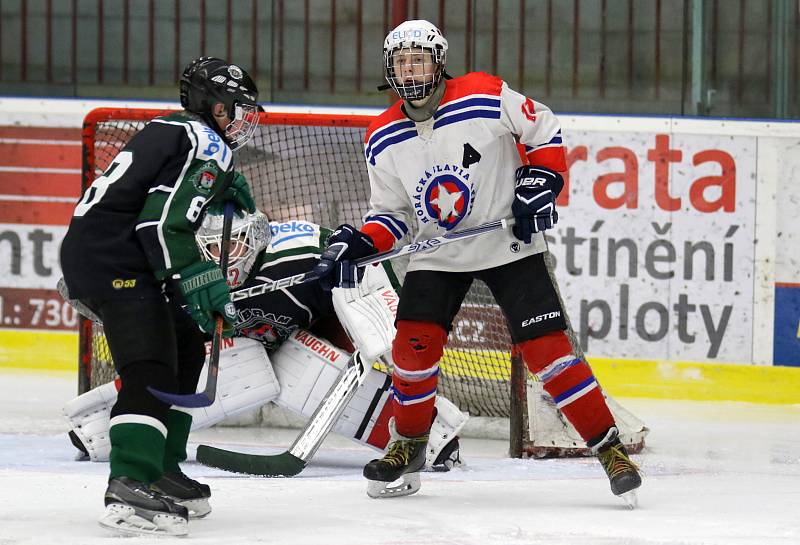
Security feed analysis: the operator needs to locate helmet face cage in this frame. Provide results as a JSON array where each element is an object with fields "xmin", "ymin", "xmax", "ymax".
[
  {"xmin": 224, "ymin": 102, "xmax": 259, "ymax": 151},
  {"xmin": 196, "ymin": 211, "xmax": 272, "ymax": 288},
  {"xmin": 384, "ymin": 45, "xmax": 446, "ymax": 100}
]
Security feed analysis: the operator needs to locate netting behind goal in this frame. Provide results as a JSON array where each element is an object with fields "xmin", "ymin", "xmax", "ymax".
[{"xmin": 78, "ymin": 108, "xmax": 518, "ymax": 420}]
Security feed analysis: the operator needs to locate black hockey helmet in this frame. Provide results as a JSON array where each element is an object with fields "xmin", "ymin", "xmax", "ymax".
[{"xmin": 180, "ymin": 56, "xmax": 260, "ymax": 150}]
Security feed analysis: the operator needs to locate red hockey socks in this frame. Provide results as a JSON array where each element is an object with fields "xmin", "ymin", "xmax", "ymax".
[
  {"xmin": 389, "ymin": 320, "xmax": 447, "ymax": 438},
  {"xmin": 515, "ymin": 330, "xmax": 614, "ymax": 442}
]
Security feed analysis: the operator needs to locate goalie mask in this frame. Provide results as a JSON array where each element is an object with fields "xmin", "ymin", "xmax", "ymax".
[
  {"xmin": 196, "ymin": 210, "xmax": 271, "ymax": 288},
  {"xmin": 180, "ymin": 56, "xmax": 260, "ymax": 150},
  {"xmin": 383, "ymin": 20, "xmax": 448, "ymax": 101}
]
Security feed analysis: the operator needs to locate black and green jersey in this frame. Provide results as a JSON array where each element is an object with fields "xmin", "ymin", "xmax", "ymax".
[
  {"xmin": 61, "ymin": 113, "xmax": 235, "ymax": 299},
  {"xmin": 234, "ymin": 220, "xmax": 399, "ymax": 353}
]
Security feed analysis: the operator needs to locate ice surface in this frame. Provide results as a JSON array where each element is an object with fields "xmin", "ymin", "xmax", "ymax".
[{"xmin": 1, "ymin": 369, "xmax": 798, "ymax": 544}]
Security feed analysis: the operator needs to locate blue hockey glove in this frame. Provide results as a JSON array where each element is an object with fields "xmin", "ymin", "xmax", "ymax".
[
  {"xmin": 312, "ymin": 224, "xmax": 378, "ymax": 290},
  {"xmin": 511, "ymin": 165, "xmax": 564, "ymax": 244}
]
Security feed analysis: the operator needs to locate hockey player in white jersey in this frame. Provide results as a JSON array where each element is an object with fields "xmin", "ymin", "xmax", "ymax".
[
  {"xmin": 64, "ymin": 211, "xmax": 467, "ymax": 488},
  {"xmin": 312, "ymin": 20, "xmax": 642, "ymax": 503}
]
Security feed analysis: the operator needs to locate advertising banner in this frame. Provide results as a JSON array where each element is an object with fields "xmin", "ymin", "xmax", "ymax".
[
  {"xmin": 0, "ymin": 126, "xmax": 80, "ymax": 335},
  {"xmin": 549, "ymin": 131, "xmax": 755, "ymax": 363},
  {"xmin": 1, "ymin": 105, "xmax": 798, "ymax": 371}
]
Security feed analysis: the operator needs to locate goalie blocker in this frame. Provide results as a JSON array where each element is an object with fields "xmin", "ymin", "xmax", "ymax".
[{"xmin": 64, "ymin": 334, "xmax": 467, "ymax": 470}]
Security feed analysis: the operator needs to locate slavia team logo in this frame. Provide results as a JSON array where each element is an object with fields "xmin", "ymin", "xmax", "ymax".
[
  {"xmin": 423, "ymin": 174, "xmax": 471, "ymax": 229},
  {"xmin": 193, "ymin": 163, "xmax": 217, "ymax": 193}
]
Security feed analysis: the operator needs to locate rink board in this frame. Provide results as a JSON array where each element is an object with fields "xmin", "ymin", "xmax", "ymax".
[
  {"xmin": 1, "ymin": 99, "xmax": 799, "ymax": 403},
  {"xmin": 2, "ymin": 328, "xmax": 798, "ymax": 404}
]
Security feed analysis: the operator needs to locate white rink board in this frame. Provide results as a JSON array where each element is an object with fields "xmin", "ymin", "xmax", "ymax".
[
  {"xmin": 552, "ymin": 131, "xmax": 756, "ymax": 363},
  {"xmin": 0, "ymin": 224, "xmax": 67, "ymax": 290},
  {"xmin": 1, "ymin": 97, "xmax": 798, "ymax": 366}
]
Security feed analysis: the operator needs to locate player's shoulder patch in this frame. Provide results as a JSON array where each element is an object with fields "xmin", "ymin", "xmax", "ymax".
[
  {"xmin": 268, "ymin": 220, "xmax": 320, "ymax": 249},
  {"xmin": 364, "ymin": 100, "xmax": 407, "ymax": 144},
  {"xmin": 186, "ymin": 121, "xmax": 233, "ymax": 170},
  {"xmin": 441, "ymin": 72, "xmax": 503, "ymax": 103},
  {"xmin": 152, "ymin": 116, "xmax": 233, "ymax": 171},
  {"xmin": 364, "ymin": 102, "xmax": 417, "ymax": 165}
]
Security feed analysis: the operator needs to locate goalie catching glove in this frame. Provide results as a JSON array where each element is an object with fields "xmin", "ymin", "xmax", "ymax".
[
  {"xmin": 313, "ymin": 224, "xmax": 378, "ymax": 290},
  {"xmin": 177, "ymin": 261, "xmax": 236, "ymax": 336},
  {"xmin": 207, "ymin": 171, "xmax": 256, "ymax": 218},
  {"xmin": 511, "ymin": 165, "xmax": 564, "ymax": 243}
]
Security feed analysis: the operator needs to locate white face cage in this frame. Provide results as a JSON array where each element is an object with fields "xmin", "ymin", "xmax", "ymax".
[
  {"xmin": 196, "ymin": 210, "xmax": 271, "ymax": 288},
  {"xmin": 224, "ymin": 102, "xmax": 259, "ymax": 150},
  {"xmin": 384, "ymin": 45, "xmax": 446, "ymax": 101}
]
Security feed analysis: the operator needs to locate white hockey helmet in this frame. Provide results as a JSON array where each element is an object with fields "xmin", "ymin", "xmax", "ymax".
[
  {"xmin": 196, "ymin": 210, "xmax": 271, "ymax": 288},
  {"xmin": 383, "ymin": 19, "xmax": 448, "ymax": 100}
]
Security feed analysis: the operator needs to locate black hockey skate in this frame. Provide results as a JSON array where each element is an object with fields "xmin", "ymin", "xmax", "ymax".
[
  {"xmin": 99, "ymin": 476, "xmax": 189, "ymax": 536},
  {"xmin": 364, "ymin": 431, "xmax": 428, "ymax": 499},
  {"xmin": 152, "ymin": 470, "xmax": 212, "ymax": 519},
  {"xmin": 429, "ymin": 436, "xmax": 462, "ymax": 472},
  {"xmin": 593, "ymin": 427, "xmax": 642, "ymax": 509}
]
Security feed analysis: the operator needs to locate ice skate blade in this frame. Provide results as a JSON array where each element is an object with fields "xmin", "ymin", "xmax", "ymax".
[
  {"xmin": 178, "ymin": 497, "xmax": 211, "ymax": 519},
  {"xmin": 618, "ymin": 489, "xmax": 638, "ymax": 509},
  {"xmin": 98, "ymin": 502, "xmax": 188, "ymax": 537},
  {"xmin": 366, "ymin": 473, "xmax": 421, "ymax": 499}
]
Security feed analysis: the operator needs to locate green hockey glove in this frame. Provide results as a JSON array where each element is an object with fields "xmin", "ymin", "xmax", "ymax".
[
  {"xmin": 208, "ymin": 171, "xmax": 256, "ymax": 218},
  {"xmin": 178, "ymin": 261, "xmax": 237, "ymax": 337}
]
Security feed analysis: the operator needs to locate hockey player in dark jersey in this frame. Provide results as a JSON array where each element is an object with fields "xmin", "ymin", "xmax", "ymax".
[
  {"xmin": 60, "ymin": 56, "xmax": 260, "ymax": 536},
  {"xmin": 64, "ymin": 210, "xmax": 468, "ymax": 475}
]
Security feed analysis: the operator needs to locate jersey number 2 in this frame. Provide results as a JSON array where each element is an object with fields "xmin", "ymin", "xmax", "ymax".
[{"xmin": 73, "ymin": 151, "xmax": 133, "ymax": 217}]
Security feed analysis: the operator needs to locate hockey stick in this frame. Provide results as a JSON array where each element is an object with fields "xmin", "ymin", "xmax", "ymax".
[
  {"xmin": 230, "ymin": 217, "xmax": 512, "ymax": 302},
  {"xmin": 148, "ymin": 201, "xmax": 236, "ymax": 408},
  {"xmin": 196, "ymin": 351, "xmax": 370, "ymax": 476},
  {"xmin": 195, "ymin": 218, "xmax": 510, "ymax": 472}
]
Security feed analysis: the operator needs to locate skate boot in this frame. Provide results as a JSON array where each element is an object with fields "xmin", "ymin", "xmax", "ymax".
[
  {"xmin": 429, "ymin": 436, "xmax": 462, "ymax": 472},
  {"xmin": 98, "ymin": 476, "xmax": 189, "ymax": 536},
  {"xmin": 152, "ymin": 470, "xmax": 212, "ymax": 518},
  {"xmin": 364, "ymin": 425, "xmax": 428, "ymax": 499},
  {"xmin": 592, "ymin": 426, "xmax": 642, "ymax": 509}
]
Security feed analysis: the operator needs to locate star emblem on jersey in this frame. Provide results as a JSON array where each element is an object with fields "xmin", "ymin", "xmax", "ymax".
[
  {"xmin": 415, "ymin": 164, "xmax": 473, "ymax": 230},
  {"xmin": 429, "ymin": 183, "xmax": 463, "ymax": 221}
]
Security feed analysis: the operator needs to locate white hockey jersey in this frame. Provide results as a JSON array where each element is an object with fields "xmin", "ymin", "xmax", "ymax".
[{"xmin": 362, "ymin": 72, "xmax": 566, "ymax": 273}]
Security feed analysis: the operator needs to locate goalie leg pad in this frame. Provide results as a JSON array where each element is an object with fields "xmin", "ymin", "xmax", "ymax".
[
  {"xmin": 331, "ymin": 367, "xmax": 394, "ymax": 450},
  {"xmin": 63, "ymin": 379, "xmax": 120, "ymax": 461},
  {"xmin": 325, "ymin": 365, "xmax": 468, "ymax": 471},
  {"xmin": 426, "ymin": 396, "xmax": 468, "ymax": 469},
  {"xmin": 191, "ymin": 338, "xmax": 280, "ymax": 430},
  {"xmin": 270, "ymin": 329, "xmax": 468, "ymax": 466},
  {"xmin": 271, "ymin": 329, "xmax": 353, "ymax": 416},
  {"xmin": 271, "ymin": 330, "xmax": 393, "ymax": 442},
  {"xmin": 331, "ymin": 264, "xmax": 398, "ymax": 362},
  {"xmin": 516, "ymin": 330, "xmax": 613, "ymax": 442},
  {"xmin": 390, "ymin": 320, "xmax": 446, "ymax": 438},
  {"xmin": 63, "ymin": 338, "xmax": 280, "ymax": 461}
]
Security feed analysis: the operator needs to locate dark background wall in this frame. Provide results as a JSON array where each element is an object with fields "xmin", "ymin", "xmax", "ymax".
[{"xmin": 0, "ymin": 0, "xmax": 797, "ymax": 118}]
